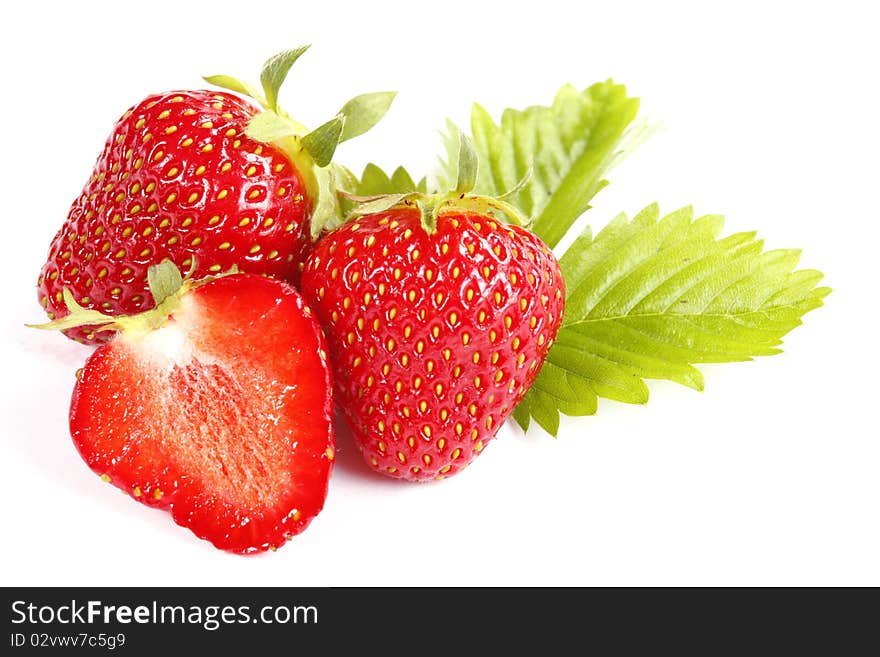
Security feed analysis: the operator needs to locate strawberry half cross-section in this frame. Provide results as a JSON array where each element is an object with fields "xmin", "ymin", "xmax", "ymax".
[{"xmin": 35, "ymin": 261, "xmax": 335, "ymax": 553}]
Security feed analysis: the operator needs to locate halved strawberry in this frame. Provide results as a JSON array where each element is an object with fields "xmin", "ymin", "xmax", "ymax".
[{"xmin": 36, "ymin": 262, "xmax": 334, "ymax": 553}]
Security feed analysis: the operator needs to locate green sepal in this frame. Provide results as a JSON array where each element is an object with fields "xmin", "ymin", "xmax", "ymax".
[
  {"xmin": 147, "ymin": 260, "xmax": 184, "ymax": 306},
  {"xmin": 245, "ymin": 111, "xmax": 343, "ymax": 237},
  {"xmin": 206, "ymin": 47, "xmax": 396, "ymax": 241},
  {"xmin": 452, "ymin": 194, "xmax": 528, "ymax": 226},
  {"xmin": 340, "ymin": 188, "xmax": 527, "ymax": 237},
  {"xmin": 246, "ymin": 110, "xmax": 306, "ymax": 143},
  {"xmin": 336, "ymin": 164, "xmax": 426, "ymax": 218},
  {"xmin": 416, "ymin": 197, "xmax": 439, "ymax": 234},
  {"xmin": 331, "ymin": 163, "xmax": 360, "ymax": 199},
  {"xmin": 298, "ymin": 91, "xmax": 396, "ymax": 167},
  {"xmin": 260, "ymin": 46, "xmax": 310, "ymax": 113},
  {"xmin": 27, "ymin": 260, "xmax": 237, "ymax": 338},
  {"xmin": 345, "ymin": 192, "xmax": 417, "ymax": 218},
  {"xmin": 27, "ymin": 288, "xmax": 120, "ymax": 333},
  {"xmin": 302, "ymin": 116, "xmax": 346, "ymax": 167},
  {"xmin": 338, "ymin": 92, "xmax": 397, "ymax": 143},
  {"xmin": 307, "ymin": 162, "xmax": 345, "ymax": 239},
  {"xmin": 454, "ymin": 129, "xmax": 478, "ymax": 194},
  {"xmin": 341, "ymin": 189, "xmax": 440, "ymax": 234},
  {"xmin": 202, "ymin": 75, "xmax": 263, "ymax": 104}
]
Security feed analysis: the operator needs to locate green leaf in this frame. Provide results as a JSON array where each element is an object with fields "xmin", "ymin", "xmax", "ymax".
[
  {"xmin": 356, "ymin": 163, "xmax": 395, "ymax": 196},
  {"xmin": 338, "ymin": 92, "xmax": 397, "ymax": 143},
  {"xmin": 513, "ymin": 360, "xmax": 599, "ymax": 434},
  {"xmin": 391, "ymin": 166, "xmax": 426, "ymax": 194},
  {"xmin": 439, "ymin": 81, "xmax": 642, "ymax": 246},
  {"xmin": 349, "ymin": 163, "xmax": 428, "ymax": 196},
  {"xmin": 515, "ymin": 204, "xmax": 831, "ymax": 434},
  {"xmin": 260, "ymin": 46, "xmax": 309, "ymax": 113},
  {"xmin": 302, "ymin": 116, "xmax": 345, "ymax": 167}
]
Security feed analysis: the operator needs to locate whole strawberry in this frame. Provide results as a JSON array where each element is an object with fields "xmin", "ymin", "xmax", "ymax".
[
  {"xmin": 38, "ymin": 47, "xmax": 394, "ymax": 344},
  {"xmin": 301, "ymin": 187, "xmax": 564, "ymax": 480}
]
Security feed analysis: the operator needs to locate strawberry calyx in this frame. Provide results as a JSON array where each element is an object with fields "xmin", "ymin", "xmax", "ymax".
[
  {"xmin": 342, "ymin": 131, "xmax": 529, "ymax": 234},
  {"xmin": 204, "ymin": 47, "xmax": 396, "ymax": 239},
  {"xmin": 344, "ymin": 190, "xmax": 529, "ymax": 235},
  {"xmin": 28, "ymin": 260, "xmax": 232, "ymax": 340}
]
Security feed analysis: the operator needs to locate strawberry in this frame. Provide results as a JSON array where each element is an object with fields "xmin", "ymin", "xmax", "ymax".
[
  {"xmin": 33, "ymin": 262, "xmax": 335, "ymax": 553},
  {"xmin": 300, "ymin": 199, "xmax": 564, "ymax": 481},
  {"xmin": 37, "ymin": 47, "xmax": 395, "ymax": 345}
]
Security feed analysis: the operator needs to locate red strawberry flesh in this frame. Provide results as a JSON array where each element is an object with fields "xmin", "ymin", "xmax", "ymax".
[{"xmin": 70, "ymin": 274, "xmax": 334, "ymax": 553}]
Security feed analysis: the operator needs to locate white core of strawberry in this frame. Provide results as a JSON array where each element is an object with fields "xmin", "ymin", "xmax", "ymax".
[{"xmin": 134, "ymin": 322, "xmax": 192, "ymax": 366}]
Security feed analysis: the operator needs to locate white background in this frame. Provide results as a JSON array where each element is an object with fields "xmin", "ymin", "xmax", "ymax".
[{"xmin": 1, "ymin": 0, "xmax": 877, "ymax": 586}]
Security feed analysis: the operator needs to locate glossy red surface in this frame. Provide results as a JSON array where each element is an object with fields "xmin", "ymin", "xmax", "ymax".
[
  {"xmin": 38, "ymin": 91, "xmax": 311, "ymax": 345},
  {"xmin": 302, "ymin": 208, "xmax": 565, "ymax": 481}
]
